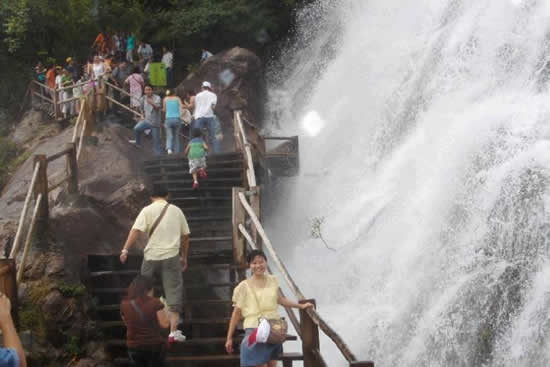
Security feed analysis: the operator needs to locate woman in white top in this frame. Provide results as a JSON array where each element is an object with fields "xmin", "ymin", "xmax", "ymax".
[{"xmin": 91, "ymin": 56, "xmax": 105, "ymax": 81}]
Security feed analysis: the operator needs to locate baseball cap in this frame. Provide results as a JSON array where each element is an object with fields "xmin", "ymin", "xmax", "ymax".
[{"xmin": 202, "ymin": 81, "xmax": 212, "ymax": 88}]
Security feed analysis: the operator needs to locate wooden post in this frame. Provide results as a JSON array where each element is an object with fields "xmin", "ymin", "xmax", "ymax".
[
  {"xmin": 350, "ymin": 362, "xmax": 374, "ymax": 367},
  {"xmin": 300, "ymin": 299, "xmax": 319, "ymax": 367},
  {"xmin": 66, "ymin": 142, "xmax": 78, "ymax": 194},
  {"xmin": 0, "ymin": 260, "xmax": 17, "ymax": 327},
  {"xmin": 34, "ymin": 155, "xmax": 49, "ymax": 223},
  {"xmin": 52, "ymin": 88, "xmax": 59, "ymax": 120},
  {"xmin": 232, "ymin": 187, "xmax": 246, "ymax": 266},
  {"xmin": 250, "ymin": 186, "xmax": 261, "ymax": 248}
]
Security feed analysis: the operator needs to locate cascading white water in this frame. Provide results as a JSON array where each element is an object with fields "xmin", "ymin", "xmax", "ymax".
[{"xmin": 264, "ymin": 0, "xmax": 550, "ymax": 366}]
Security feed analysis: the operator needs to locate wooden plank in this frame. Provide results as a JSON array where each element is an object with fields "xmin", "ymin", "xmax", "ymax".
[
  {"xmin": 31, "ymin": 91, "xmax": 54, "ymax": 103},
  {"xmin": 10, "ymin": 163, "xmax": 40, "ymax": 258},
  {"xmin": 301, "ymin": 299, "xmax": 320, "ymax": 367},
  {"xmin": 105, "ymin": 95, "xmax": 144, "ymax": 118},
  {"xmin": 350, "ymin": 362, "xmax": 375, "ymax": 367},
  {"xmin": 66, "ymin": 143, "xmax": 78, "ymax": 194},
  {"xmin": 77, "ymin": 117, "xmax": 88, "ymax": 162},
  {"xmin": 113, "ymin": 352, "xmax": 303, "ymax": 364},
  {"xmin": 46, "ymin": 147, "xmax": 72, "ymax": 163},
  {"xmin": 232, "ymin": 187, "xmax": 246, "ymax": 267},
  {"xmin": 34, "ymin": 155, "xmax": 49, "ymax": 223},
  {"xmin": 47, "ymin": 176, "xmax": 70, "ymax": 192},
  {"xmin": 72, "ymin": 100, "xmax": 85, "ymax": 143},
  {"xmin": 16, "ymin": 195, "xmax": 42, "ymax": 282}
]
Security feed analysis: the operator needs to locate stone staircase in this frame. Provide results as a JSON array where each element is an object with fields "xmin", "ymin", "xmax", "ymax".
[{"xmin": 86, "ymin": 152, "xmax": 303, "ymax": 366}]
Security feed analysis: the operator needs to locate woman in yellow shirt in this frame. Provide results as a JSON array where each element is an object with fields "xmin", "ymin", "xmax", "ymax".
[{"xmin": 225, "ymin": 250, "xmax": 313, "ymax": 367}]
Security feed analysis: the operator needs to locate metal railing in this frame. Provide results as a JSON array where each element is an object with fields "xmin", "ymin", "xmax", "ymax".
[{"xmin": 231, "ymin": 111, "xmax": 374, "ymax": 367}]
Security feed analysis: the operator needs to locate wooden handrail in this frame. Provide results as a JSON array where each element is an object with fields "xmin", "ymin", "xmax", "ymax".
[
  {"xmin": 31, "ymin": 80, "xmax": 54, "ymax": 93},
  {"xmin": 234, "ymin": 111, "xmax": 257, "ymax": 188},
  {"xmin": 16, "ymin": 194, "xmax": 42, "ymax": 282},
  {"xmin": 9, "ymin": 163, "xmax": 40, "ymax": 259}
]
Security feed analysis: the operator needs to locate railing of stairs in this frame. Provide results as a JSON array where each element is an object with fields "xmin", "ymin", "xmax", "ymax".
[
  {"xmin": 6, "ymin": 85, "xmax": 98, "ymax": 297},
  {"xmin": 232, "ymin": 110, "xmax": 374, "ymax": 367}
]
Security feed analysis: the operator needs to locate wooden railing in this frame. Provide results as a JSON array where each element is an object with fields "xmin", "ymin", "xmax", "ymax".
[
  {"xmin": 30, "ymin": 79, "xmax": 92, "ymax": 120},
  {"xmin": 231, "ymin": 111, "xmax": 374, "ymax": 367},
  {"xmin": 9, "ymin": 86, "xmax": 97, "ymax": 282}
]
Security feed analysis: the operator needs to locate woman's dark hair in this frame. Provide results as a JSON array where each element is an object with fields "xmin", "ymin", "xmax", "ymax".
[
  {"xmin": 151, "ymin": 184, "xmax": 169, "ymax": 198},
  {"xmin": 191, "ymin": 128, "xmax": 202, "ymax": 138},
  {"xmin": 144, "ymin": 84, "xmax": 153, "ymax": 89},
  {"xmin": 127, "ymin": 275, "xmax": 154, "ymax": 299},
  {"xmin": 132, "ymin": 65, "xmax": 141, "ymax": 74},
  {"xmin": 247, "ymin": 250, "xmax": 267, "ymax": 264}
]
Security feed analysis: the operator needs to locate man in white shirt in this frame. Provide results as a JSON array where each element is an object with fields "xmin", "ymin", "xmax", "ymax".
[
  {"xmin": 162, "ymin": 47, "xmax": 174, "ymax": 87},
  {"xmin": 193, "ymin": 81, "xmax": 220, "ymax": 152},
  {"xmin": 120, "ymin": 185, "xmax": 190, "ymax": 343},
  {"xmin": 138, "ymin": 42, "xmax": 153, "ymax": 65}
]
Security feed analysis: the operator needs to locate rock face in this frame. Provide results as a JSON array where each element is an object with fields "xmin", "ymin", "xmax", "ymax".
[
  {"xmin": 176, "ymin": 47, "xmax": 264, "ymax": 135},
  {"xmin": 0, "ymin": 117, "xmax": 152, "ymax": 365}
]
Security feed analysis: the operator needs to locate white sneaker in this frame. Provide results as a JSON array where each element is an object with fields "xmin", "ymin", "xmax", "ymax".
[
  {"xmin": 128, "ymin": 139, "xmax": 137, "ymax": 144},
  {"xmin": 168, "ymin": 330, "xmax": 186, "ymax": 343},
  {"xmin": 167, "ymin": 149, "xmax": 173, "ymax": 155}
]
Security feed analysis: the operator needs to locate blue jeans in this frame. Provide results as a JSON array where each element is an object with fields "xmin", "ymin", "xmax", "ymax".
[
  {"xmin": 134, "ymin": 120, "xmax": 161, "ymax": 155},
  {"xmin": 165, "ymin": 118, "xmax": 181, "ymax": 153},
  {"xmin": 194, "ymin": 117, "xmax": 219, "ymax": 153}
]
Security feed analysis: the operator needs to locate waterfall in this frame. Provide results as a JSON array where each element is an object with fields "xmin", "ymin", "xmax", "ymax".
[{"xmin": 264, "ymin": 0, "xmax": 550, "ymax": 366}]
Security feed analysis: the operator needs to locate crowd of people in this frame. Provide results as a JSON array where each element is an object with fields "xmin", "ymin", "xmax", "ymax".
[
  {"xmin": 33, "ymin": 31, "xmax": 221, "ymax": 188},
  {"xmin": 120, "ymin": 186, "xmax": 314, "ymax": 367}
]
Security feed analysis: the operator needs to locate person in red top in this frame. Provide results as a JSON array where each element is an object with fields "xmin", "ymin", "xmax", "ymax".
[{"xmin": 120, "ymin": 275, "xmax": 169, "ymax": 366}]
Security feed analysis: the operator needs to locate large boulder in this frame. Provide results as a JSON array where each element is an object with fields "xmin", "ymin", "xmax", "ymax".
[{"xmin": 176, "ymin": 47, "xmax": 263, "ymax": 146}]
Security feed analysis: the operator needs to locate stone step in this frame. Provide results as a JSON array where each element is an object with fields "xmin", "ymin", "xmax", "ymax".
[{"xmin": 113, "ymin": 352, "xmax": 303, "ymax": 365}]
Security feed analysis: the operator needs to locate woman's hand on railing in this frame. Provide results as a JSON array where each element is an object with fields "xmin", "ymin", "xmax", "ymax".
[{"xmin": 299, "ymin": 302, "xmax": 315, "ymax": 310}]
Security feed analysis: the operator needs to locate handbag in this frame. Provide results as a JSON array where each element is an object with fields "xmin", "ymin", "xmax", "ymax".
[{"xmin": 247, "ymin": 280, "xmax": 288, "ymax": 344}]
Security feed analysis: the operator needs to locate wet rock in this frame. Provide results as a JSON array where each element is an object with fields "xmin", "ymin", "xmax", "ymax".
[{"xmin": 176, "ymin": 47, "xmax": 263, "ymax": 150}]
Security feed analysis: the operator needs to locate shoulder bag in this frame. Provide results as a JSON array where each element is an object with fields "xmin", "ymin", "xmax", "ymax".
[
  {"xmin": 148, "ymin": 203, "xmax": 170, "ymax": 238},
  {"xmin": 247, "ymin": 279, "xmax": 288, "ymax": 344}
]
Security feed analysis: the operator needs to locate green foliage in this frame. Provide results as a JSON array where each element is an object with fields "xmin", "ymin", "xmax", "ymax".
[
  {"xmin": 63, "ymin": 334, "xmax": 82, "ymax": 357},
  {"xmin": 19, "ymin": 280, "xmax": 51, "ymax": 341},
  {"xmin": 311, "ymin": 216, "xmax": 336, "ymax": 251},
  {"xmin": 57, "ymin": 282, "xmax": 86, "ymax": 298}
]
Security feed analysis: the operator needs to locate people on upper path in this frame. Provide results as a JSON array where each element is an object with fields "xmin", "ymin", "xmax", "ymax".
[
  {"xmin": 138, "ymin": 41, "xmax": 153, "ymax": 67},
  {"xmin": 129, "ymin": 85, "xmax": 162, "ymax": 154},
  {"xmin": 163, "ymin": 89, "xmax": 185, "ymax": 154},
  {"xmin": 124, "ymin": 66, "xmax": 144, "ymax": 110},
  {"xmin": 120, "ymin": 184, "xmax": 190, "ymax": 344},
  {"xmin": 193, "ymin": 81, "xmax": 220, "ymax": 153},
  {"xmin": 184, "ymin": 128, "xmax": 209, "ymax": 189},
  {"xmin": 0, "ymin": 291, "xmax": 27, "ymax": 367},
  {"xmin": 91, "ymin": 55, "xmax": 106, "ymax": 81},
  {"xmin": 92, "ymin": 31, "xmax": 107, "ymax": 55},
  {"xmin": 161, "ymin": 47, "xmax": 174, "ymax": 87},
  {"xmin": 225, "ymin": 250, "xmax": 313, "ymax": 367},
  {"xmin": 126, "ymin": 34, "xmax": 136, "ymax": 63},
  {"xmin": 201, "ymin": 49, "xmax": 213, "ymax": 64},
  {"xmin": 120, "ymin": 275, "xmax": 169, "ymax": 367},
  {"xmin": 34, "ymin": 62, "xmax": 46, "ymax": 83}
]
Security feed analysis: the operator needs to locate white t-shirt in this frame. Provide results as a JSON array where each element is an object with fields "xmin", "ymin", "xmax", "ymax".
[
  {"xmin": 194, "ymin": 90, "xmax": 217, "ymax": 119},
  {"xmin": 162, "ymin": 52, "xmax": 173, "ymax": 69}
]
